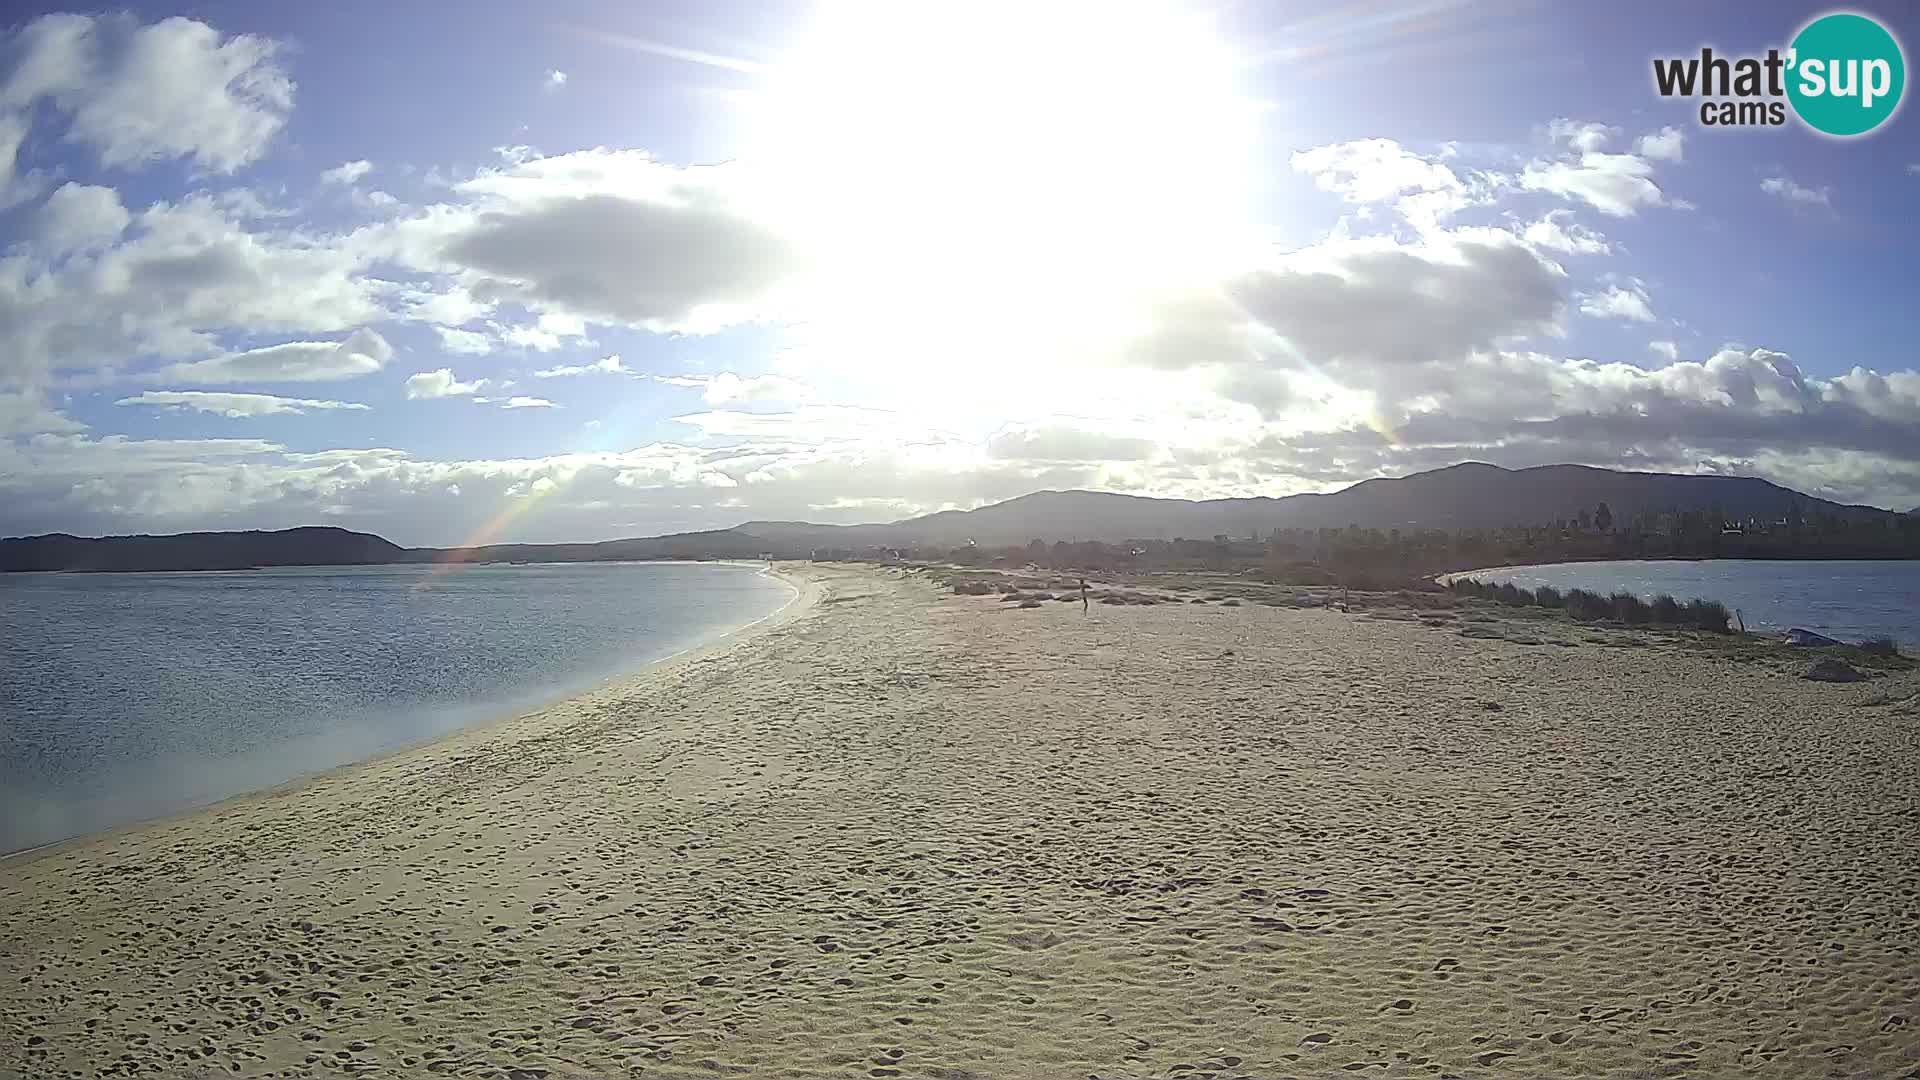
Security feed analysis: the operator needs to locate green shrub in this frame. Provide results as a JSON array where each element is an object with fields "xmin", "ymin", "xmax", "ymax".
[
  {"xmin": 1684, "ymin": 598, "xmax": 1731, "ymax": 633},
  {"xmin": 1609, "ymin": 591, "xmax": 1652, "ymax": 624},
  {"xmin": 1564, "ymin": 588, "xmax": 1610, "ymax": 621}
]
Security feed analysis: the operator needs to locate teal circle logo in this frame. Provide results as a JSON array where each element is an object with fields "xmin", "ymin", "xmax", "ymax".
[{"xmin": 1787, "ymin": 12, "xmax": 1905, "ymax": 136}]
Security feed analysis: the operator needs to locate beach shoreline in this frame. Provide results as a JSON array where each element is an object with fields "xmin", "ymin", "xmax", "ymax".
[
  {"xmin": 4, "ymin": 562, "xmax": 1916, "ymax": 1079},
  {"xmin": 0, "ymin": 563, "xmax": 815, "ymax": 865}
]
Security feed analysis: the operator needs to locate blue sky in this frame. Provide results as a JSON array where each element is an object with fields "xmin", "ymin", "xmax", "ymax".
[{"xmin": 1, "ymin": 1, "xmax": 1917, "ymax": 544}]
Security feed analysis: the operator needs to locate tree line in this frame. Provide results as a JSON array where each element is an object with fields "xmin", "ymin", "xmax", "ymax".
[{"xmin": 818, "ymin": 500, "xmax": 1920, "ymax": 587}]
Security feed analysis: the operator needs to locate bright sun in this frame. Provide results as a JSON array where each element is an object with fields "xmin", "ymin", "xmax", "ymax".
[{"xmin": 744, "ymin": 0, "xmax": 1262, "ymax": 392}]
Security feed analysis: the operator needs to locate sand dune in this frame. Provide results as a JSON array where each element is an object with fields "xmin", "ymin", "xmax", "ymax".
[{"xmin": 3, "ymin": 564, "xmax": 1917, "ymax": 1079}]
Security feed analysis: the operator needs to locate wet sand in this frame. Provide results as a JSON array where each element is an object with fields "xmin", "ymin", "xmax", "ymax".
[{"xmin": 3, "ymin": 564, "xmax": 1917, "ymax": 1079}]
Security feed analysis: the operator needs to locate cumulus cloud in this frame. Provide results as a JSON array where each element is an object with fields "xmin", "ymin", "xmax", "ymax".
[
  {"xmin": 1292, "ymin": 138, "xmax": 1464, "ymax": 205},
  {"xmin": 0, "ymin": 193, "xmax": 381, "ymax": 386},
  {"xmin": 671, "ymin": 404, "xmax": 927, "ymax": 443},
  {"xmin": 533, "ymin": 355, "xmax": 628, "ymax": 378},
  {"xmin": 434, "ymin": 326, "xmax": 493, "ymax": 355},
  {"xmin": 1521, "ymin": 211, "xmax": 1610, "ymax": 256},
  {"xmin": 321, "ymin": 159, "xmax": 372, "ymax": 185},
  {"xmin": 1546, "ymin": 119, "xmax": 1616, "ymax": 153},
  {"xmin": 1288, "ymin": 138, "xmax": 1515, "ymax": 233},
  {"xmin": 29, "ymin": 182, "xmax": 130, "ymax": 253},
  {"xmin": 115, "ymin": 390, "xmax": 370, "ymax": 417},
  {"xmin": 405, "ymin": 286, "xmax": 493, "ymax": 326},
  {"xmin": 157, "ymin": 329, "xmax": 392, "ymax": 383},
  {"xmin": 1220, "ymin": 228, "xmax": 1566, "ymax": 399},
  {"xmin": 1761, "ymin": 177, "xmax": 1830, "ymax": 207},
  {"xmin": 5, "ymin": 46, "xmax": 1916, "ymax": 540},
  {"xmin": 0, "ymin": 430, "xmax": 1107, "ymax": 545},
  {"xmin": 545, "ymin": 69, "xmax": 567, "ymax": 88},
  {"xmin": 1083, "ymin": 226, "xmax": 1575, "ymax": 424},
  {"xmin": 1522, "ymin": 153, "xmax": 1667, "ymax": 217},
  {"xmin": 383, "ymin": 149, "xmax": 807, "ymax": 333},
  {"xmin": 0, "ymin": 13, "xmax": 292, "ymax": 173},
  {"xmin": 0, "ymin": 390, "xmax": 86, "ymax": 435},
  {"xmin": 15, "ymin": 339, "xmax": 1917, "ymax": 545},
  {"xmin": 652, "ymin": 371, "xmax": 811, "ymax": 404},
  {"xmin": 1520, "ymin": 119, "xmax": 1674, "ymax": 217},
  {"xmin": 405, "ymin": 368, "xmax": 488, "ymax": 399},
  {"xmin": 1633, "ymin": 127, "xmax": 1685, "ymax": 162},
  {"xmin": 0, "ymin": 110, "xmax": 32, "ymax": 200},
  {"xmin": 1237, "ymin": 345, "xmax": 1920, "ymax": 508},
  {"xmin": 985, "ymin": 423, "xmax": 1157, "ymax": 462},
  {"xmin": 1578, "ymin": 283, "xmax": 1656, "ymax": 323}
]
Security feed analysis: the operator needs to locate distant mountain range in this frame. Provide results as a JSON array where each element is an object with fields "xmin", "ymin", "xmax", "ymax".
[
  {"xmin": 741, "ymin": 463, "xmax": 1896, "ymax": 549},
  {"xmin": 0, "ymin": 526, "xmax": 410, "ymax": 573},
  {"xmin": 2, "ymin": 462, "xmax": 1906, "ymax": 572}
]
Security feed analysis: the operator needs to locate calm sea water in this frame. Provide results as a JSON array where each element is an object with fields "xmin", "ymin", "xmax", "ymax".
[
  {"xmin": 1456, "ymin": 560, "xmax": 1919, "ymax": 647},
  {"xmin": 0, "ymin": 562, "xmax": 793, "ymax": 853}
]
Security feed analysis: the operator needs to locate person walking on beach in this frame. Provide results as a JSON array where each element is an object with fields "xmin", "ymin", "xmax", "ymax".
[{"xmin": 1079, "ymin": 576, "xmax": 1089, "ymax": 613}]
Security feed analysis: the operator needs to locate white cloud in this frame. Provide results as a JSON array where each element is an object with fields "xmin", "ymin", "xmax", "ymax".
[
  {"xmin": 1547, "ymin": 119, "xmax": 1616, "ymax": 153},
  {"xmin": 0, "ymin": 431, "xmax": 1076, "ymax": 544},
  {"xmin": 1578, "ymin": 283, "xmax": 1656, "ymax": 323},
  {"xmin": 321, "ymin": 159, "xmax": 372, "ymax": 185},
  {"xmin": 652, "ymin": 371, "xmax": 811, "ymax": 405},
  {"xmin": 1291, "ymin": 138, "xmax": 1463, "ymax": 205},
  {"xmin": 404, "ymin": 286, "xmax": 493, "ymax": 326},
  {"xmin": 115, "ymin": 390, "xmax": 369, "ymax": 417},
  {"xmin": 0, "ymin": 110, "xmax": 30, "ymax": 198},
  {"xmin": 405, "ymin": 368, "xmax": 488, "ymax": 399},
  {"xmin": 0, "ymin": 13, "xmax": 292, "ymax": 173},
  {"xmin": 0, "ymin": 390, "xmax": 86, "ymax": 435},
  {"xmin": 377, "ymin": 149, "xmax": 806, "ymax": 334},
  {"xmin": 434, "ymin": 326, "xmax": 493, "ymax": 355},
  {"xmin": 0, "ymin": 193, "xmax": 382, "ymax": 386},
  {"xmin": 1521, "ymin": 211, "xmax": 1610, "ymax": 255},
  {"xmin": 534, "ymin": 354, "xmax": 627, "ymax": 378},
  {"xmin": 157, "ymin": 328, "xmax": 392, "ymax": 383},
  {"xmin": 1198, "ymin": 226, "xmax": 1568, "ymax": 415},
  {"xmin": 30, "ymin": 182, "xmax": 130, "ymax": 253},
  {"xmin": 985, "ymin": 423, "xmax": 1157, "ymax": 462},
  {"xmin": 501, "ymin": 323, "xmax": 562, "ymax": 351},
  {"xmin": 672, "ymin": 404, "xmax": 928, "ymax": 443},
  {"xmin": 1522, "ymin": 153, "xmax": 1667, "ymax": 217},
  {"xmin": 545, "ymin": 69, "xmax": 567, "ymax": 88},
  {"xmin": 11, "ymin": 328, "xmax": 1920, "ymax": 542},
  {"xmin": 9, "ymin": 61, "xmax": 1919, "ymax": 541},
  {"xmin": 1633, "ymin": 127, "xmax": 1685, "ymax": 162},
  {"xmin": 1760, "ymin": 177, "xmax": 1830, "ymax": 207},
  {"xmin": 1288, "ymin": 138, "xmax": 1510, "ymax": 233},
  {"xmin": 1520, "ymin": 120, "xmax": 1674, "ymax": 217}
]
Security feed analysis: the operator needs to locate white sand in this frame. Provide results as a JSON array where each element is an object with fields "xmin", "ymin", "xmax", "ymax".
[{"xmin": 3, "ymin": 564, "xmax": 1917, "ymax": 1079}]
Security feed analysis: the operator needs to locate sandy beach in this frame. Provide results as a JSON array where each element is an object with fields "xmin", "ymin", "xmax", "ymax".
[{"xmin": 3, "ymin": 564, "xmax": 1917, "ymax": 1079}]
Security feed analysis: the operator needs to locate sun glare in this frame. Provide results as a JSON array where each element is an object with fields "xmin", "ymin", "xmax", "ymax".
[{"xmin": 746, "ymin": 1, "xmax": 1261, "ymax": 388}]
